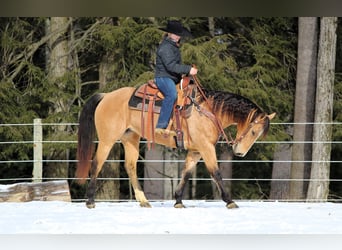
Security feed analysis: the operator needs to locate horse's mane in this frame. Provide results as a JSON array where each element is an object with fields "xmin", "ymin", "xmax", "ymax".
[{"xmin": 199, "ymin": 89, "xmax": 268, "ymax": 128}]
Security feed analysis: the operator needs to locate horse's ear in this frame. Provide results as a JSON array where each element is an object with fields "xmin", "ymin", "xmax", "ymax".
[{"xmin": 267, "ymin": 112, "xmax": 276, "ymax": 120}]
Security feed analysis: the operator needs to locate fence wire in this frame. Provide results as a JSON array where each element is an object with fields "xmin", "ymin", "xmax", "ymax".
[{"xmin": 1, "ymin": 121, "xmax": 341, "ymax": 202}]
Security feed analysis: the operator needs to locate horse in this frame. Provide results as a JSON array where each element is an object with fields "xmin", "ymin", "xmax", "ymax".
[{"xmin": 75, "ymin": 83, "xmax": 276, "ymax": 209}]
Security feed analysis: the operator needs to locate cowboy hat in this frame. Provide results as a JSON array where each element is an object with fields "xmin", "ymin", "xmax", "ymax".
[{"xmin": 159, "ymin": 20, "xmax": 192, "ymax": 37}]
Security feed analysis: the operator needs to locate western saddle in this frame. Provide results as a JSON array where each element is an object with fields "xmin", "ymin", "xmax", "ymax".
[{"xmin": 129, "ymin": 76, "xmax": 196, "ymax": 150}]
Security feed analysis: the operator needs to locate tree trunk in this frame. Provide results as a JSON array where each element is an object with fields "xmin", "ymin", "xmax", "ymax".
[
  {"xmin": 144, "ymin": 146, "xmax": 187, "ymax": 200},
  {"xmin": 99, "ymin": 52, "xmax": 117, "ymax": 90},
  {"xmin": 163, "ymin": 148, "xmax": 180, "ymax": 200},
  {"xmin": 144, "ymin": 144, "xmax": 165, "ymax": 200},
  {"xmin": 96, "ymin": 17, "xmax": 121, "ymax": 201},
  {"xmin": 208, "ymin": 17, "xmax": 215, "ymax": 37},
  {"xmin": 44, "ymin": 17, "xmax": 71, "ymax": 180},
  {"xmin": 307, "ymin": 17, "xmax": 337, "ymax": 201},
  {"xmin": 270, "ymin": 143, "xmax": 291, "ymax": 200},
  {"xmin": 96, "ymin": 148, "xmax": 121, "ymax": 201},
  {"xmin": 289, "ymin": 17, "xmax": 318, "ymax": 200}
]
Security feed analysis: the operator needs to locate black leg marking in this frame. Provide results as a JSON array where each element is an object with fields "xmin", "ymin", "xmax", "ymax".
[
  {"xmin": 174, "ymin": 171, "xmax": 192, "ymax": 208},
  {"xmin": 86, "ymin": 159, "xmax": 98, "ymax": 209},
  {"xmin": 212, "ymin": 170, "xmax": 235, "ymax": 205},
  {"xmin": 86, "ymin": 178, "xmax": 97, "ymax": 208}
]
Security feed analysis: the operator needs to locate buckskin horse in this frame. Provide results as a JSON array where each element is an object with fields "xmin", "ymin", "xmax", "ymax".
[{"xmin": 76, "ymin": 79, "xmax": 276, "ymax": 209}]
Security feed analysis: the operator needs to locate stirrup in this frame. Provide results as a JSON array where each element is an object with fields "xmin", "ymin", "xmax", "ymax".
[
  {"xmin": 155, "ymin": 128, "xmax": 176, "ymax": 137},
  {"xmin": 175, "ymin": 129, "xmax": 184, "ymax": 149}
]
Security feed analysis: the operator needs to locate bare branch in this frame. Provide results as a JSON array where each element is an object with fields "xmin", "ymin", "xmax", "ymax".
[{"xmin": 7, "ymin": 18, "xmax": 73, "ymax": 83}]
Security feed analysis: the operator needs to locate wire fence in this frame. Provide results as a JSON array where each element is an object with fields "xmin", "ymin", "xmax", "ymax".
[{"xmin": 0, "ymin": 120, "xmax": 341, "ymax": 202}]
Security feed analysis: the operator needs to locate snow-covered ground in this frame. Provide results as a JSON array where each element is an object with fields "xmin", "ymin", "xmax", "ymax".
[{"xmin": 0, "ymin": 200, "xmax": 341, "ymax": 234}]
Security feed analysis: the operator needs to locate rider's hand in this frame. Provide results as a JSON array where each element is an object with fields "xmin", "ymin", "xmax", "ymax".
[{"xmin": 189, "ymin": 67, "xmax": 198, "ymax": 75}]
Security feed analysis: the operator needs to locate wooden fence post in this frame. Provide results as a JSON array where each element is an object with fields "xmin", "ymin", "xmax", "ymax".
[{"xmin": 33, "ymin": 118, "xmax": 43, "ymax": 182}]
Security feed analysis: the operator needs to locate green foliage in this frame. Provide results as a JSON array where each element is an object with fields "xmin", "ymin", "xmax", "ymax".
[
  {"xmin": 0, "ymin": 81, "xmax": 36, "ymax": 182},
  {"xmin": 93, "ymin": 17, "xmax": 162, "ymax": 88}
]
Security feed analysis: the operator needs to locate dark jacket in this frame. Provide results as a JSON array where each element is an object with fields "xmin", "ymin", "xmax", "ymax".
[{"xmin": 155, "ymin": 37, "xmax": 192, "ymax": 83}]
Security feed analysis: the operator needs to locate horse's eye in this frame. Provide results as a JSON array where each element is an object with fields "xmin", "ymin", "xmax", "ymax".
[{"xmin": 251, "ymin": 130, "xmax": 256, "ymax": 136}]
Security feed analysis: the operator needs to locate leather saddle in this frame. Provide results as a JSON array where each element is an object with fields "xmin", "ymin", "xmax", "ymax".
[
  {"xmin": 134, "ymin": 80, "xmax": 164, "ymax": 101},
  {"xmin": 128, "ymin": 77, "xmax": 196, "ymax": 149},
  {"xmin": 129, "ymin": 77, "xmax": 193, "ymax": 112}
]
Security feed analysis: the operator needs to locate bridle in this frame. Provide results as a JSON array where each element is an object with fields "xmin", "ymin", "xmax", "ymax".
[
  {"xmin": 191, "ymin": 74, "xmax": 233, "ymax": 147},
  {"xmin": 191, "ymin": 73, "xmax": 267, "ymax": 148},
  {"xmin": 229, "ymin": 115, "xmax": 267, "ymax": 146}
]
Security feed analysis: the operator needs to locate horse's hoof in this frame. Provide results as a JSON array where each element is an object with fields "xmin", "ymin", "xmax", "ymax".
[
  {"xmin": 86, "ymin": 201, "xmax": 96, "ymax": 209},
  {"xmin": 226, "ymin": 202, "xmax": 239, "ymax": 209},
  {"xmin": 140, "ymin": 201, "xmax": 152, "ymax": 208},
  {"xmin": 174, "ymin": 203, "xmax": 186, "ymax": 208}
]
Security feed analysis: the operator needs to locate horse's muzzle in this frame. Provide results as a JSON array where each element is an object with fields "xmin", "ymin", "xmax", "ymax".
[{"xmin": 232, "ymin": 144, "xmax": 247, "ymax": 157}]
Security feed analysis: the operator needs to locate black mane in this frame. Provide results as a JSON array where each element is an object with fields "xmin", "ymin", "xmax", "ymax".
[{"xmin": 199, "ymin": 89, "xmax": 265, "ymax": 123}]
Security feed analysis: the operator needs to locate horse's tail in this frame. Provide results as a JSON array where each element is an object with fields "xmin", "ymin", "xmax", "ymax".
[{"xmin": 76, "ymin": 93, "xmax": 105, "ymax": 184}]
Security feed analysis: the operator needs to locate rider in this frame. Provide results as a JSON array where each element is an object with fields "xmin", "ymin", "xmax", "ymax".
[{"xmin": 154, "ymin": 20, "xmax": 198, "ymax": 136}]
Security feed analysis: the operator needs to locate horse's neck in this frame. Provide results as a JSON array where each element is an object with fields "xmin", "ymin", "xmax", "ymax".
[
  {"xmin": 200, "ymin": 100, "xmax": 236, "ymax": 129},
  {"xmin": 197, "ymin": 90, "xmax": 260, "ymax": 130},
  {"xmin": 215, "ymin": 111, "xmax": 237, "ymax": 129}
]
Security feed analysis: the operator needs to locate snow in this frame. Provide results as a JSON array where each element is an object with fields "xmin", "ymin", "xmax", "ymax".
[{"xmin": 0, "ymin": 200, "xmax": 341, "ymax": 234}]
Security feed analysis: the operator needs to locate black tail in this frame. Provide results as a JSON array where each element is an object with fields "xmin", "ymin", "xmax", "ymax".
[{"xmin": 76, "ymin": 93, "xmax": 105, "ymax": 184}]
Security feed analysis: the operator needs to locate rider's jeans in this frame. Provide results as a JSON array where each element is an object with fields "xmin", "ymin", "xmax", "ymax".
[{"xmin": 155, "ymin": 77, "xmax": 177, "ymax": 129}]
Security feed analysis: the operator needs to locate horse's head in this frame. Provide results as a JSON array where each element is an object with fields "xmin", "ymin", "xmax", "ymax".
[{"xmin": 232, "ymin": 112, "xmax": 276, "ymax": 157}]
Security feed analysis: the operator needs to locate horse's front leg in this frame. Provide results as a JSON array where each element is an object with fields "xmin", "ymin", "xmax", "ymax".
[
  {"xmin": 212, "ymin": 169, "xmax": 238, "ymax": 208},
  {"xmin": 174, "ymin": 151, "xmax": 202, "ymax": 208},
  {"xmin": 201, "ymin": 145, "xmax": 238, "ymax": 209}
]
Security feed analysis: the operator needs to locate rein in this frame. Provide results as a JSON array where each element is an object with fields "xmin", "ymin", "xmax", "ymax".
[
  {"xmin": 191, "ymin": 74, "xmax": 267, "ymax": 147},
  {"xmin": 191, "ymin": 74, "xmax": 235, "ymax": 147}
]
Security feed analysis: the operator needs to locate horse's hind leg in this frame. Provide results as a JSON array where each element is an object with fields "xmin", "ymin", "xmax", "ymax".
[
  {"xmin": 121, "ymin": 131, "xmax": 151, "ymax": 208},
  {"xmin": 174, "ymin": 151, "xmax": 202, "ymax": 208},
  {"xmin": 86, "ymin": 142, "xmax": 113, "ymax": 209}
]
